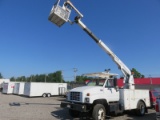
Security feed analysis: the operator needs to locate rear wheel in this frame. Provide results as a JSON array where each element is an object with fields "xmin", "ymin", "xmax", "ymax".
[
  {"xmin": 47, "ymin": 93, "xmax": 51, "ymax": 97},
  {"xmin": 92, "ymin": 104, "xmax": 106, "ymax": 120},
  {"xmin": 136, "ymin": 101, "xmax": 145, "ymax": 116},
  {"xmin": 69, "ymin": 109, "xmax": 80, "ymax": 118}
]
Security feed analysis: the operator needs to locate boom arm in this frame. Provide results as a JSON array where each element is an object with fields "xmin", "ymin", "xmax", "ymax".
[
  {"xmin": 48, "ymin": 0, "xmax": 135, "ymax": 89},
  {"xmin": 74, "ymin": 17, "xmax": 134, "ymax": 89}
]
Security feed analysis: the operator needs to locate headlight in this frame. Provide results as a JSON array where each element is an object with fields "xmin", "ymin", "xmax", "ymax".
[{"xmin": 85, "ymin": 98, "xmax": 90, "ymax": 103}]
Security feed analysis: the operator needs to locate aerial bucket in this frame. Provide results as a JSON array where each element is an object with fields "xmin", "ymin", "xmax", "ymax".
[{"xmin": 48, "ymin": 0, "xmax": 71, "ymax": 27}]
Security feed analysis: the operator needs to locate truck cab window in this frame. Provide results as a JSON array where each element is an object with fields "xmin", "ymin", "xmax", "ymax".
[
  {"xmin": 105, "ymin": 79, "xmax": 114, "ymax": 88},
  {"xmin": 87, "ymin": 80, "xmax": 105, "ymax": 86}
]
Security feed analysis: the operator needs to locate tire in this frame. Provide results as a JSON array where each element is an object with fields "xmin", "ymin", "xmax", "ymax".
[
  {"xmin": 47, "ymin": 93, "xmax": 51, "ymax": 97},
  {"xmin": 69, "ymin": 109, "xmax": 80, "ymax": 118},
  {"xmin": 92, "ymin": 104, "xmax": 106, "ymax": 120},
  {"xmin": 42, "ymin": 93, "xmax": 47, "ymax": 97},
  {"xmin": 136, "ymin": 101, "xmax": 145, "ymax": 116}
]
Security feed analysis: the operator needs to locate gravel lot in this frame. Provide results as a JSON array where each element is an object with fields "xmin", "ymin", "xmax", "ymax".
[{"xmin": 0, "ymin": 92, "xmax": 156, "ymax": 120}]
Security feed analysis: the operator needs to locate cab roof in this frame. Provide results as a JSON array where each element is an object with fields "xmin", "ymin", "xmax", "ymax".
[{"xmin": 82, "ymin": 72, "xmax": 118, "ymax": 79}]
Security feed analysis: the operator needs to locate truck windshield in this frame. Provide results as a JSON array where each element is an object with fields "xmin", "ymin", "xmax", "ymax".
[{"xmin": 86, "ymin": 80, "xmax": 105, "ymax": 86}]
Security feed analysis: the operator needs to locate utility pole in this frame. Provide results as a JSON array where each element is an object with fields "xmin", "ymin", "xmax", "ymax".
[
  {"xmin": 73, "ymin": 68, "xmax": 78, "ymax": 82},
  {"xmin": 61, "ymin": 70, "xmax": 63, "ymax": 83},
  {"xmin": 149, "ymin": 75, "xmax": 152, "ymax": 85},
  {"xmin": 149, "ymin": 75, "xmax": 152, "ymax": 90}
]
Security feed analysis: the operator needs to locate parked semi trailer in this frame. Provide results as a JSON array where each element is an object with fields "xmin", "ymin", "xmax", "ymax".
[
  {"xmin": 23, "ymin": 82, "xmax": 67, "ymax": 97},
  {"xmin": 48, "ymin": 0, "xmax": 151, "ymax": 119}
]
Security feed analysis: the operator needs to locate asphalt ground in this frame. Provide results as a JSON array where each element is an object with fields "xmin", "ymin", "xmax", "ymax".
[{"xmin": 0, "ymin": 92, "xmax": 157, "ymax": 120}]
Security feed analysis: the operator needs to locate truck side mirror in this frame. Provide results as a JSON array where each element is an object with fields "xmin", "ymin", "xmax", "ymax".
[
  {"xmin": 113, "ymin": 78, "xmax": 119, "ymax": 91},
  {"xmin": 113, "ymin": 78, "xmax": 117, "ymax": 87}
]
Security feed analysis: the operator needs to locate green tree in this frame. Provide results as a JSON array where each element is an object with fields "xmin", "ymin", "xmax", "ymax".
[
  {"xmin": 55, "ymin": 71, "xmax": 63, "ymax": 83},
  {"xmin": 33, "ymin": 74, "xmax": 39, "ymax": 82},
  {"xmin": 20, "ymin": 76, "xmax": 26, "ymax": 82},
  {"xmin": 0, "ymin": 73, "xmax": 3, "ymax": 78},
  {"xmin": 131, "ymin": 68, "xmax": 145, "ymax": 78},
  {"xmin": 9, "ymin": 71, "xmax": 64, "ymax": 83},
  {"xmin": 47, "ymin": 73, "xmax": 54, "ymax": 82},
  {"xmin": 10, "ymin": 77, "xmax": 16, "ymax": 81},
  {"xmin": 76, "ymin": 75, "xmax": 90, "ymax": 83},
  {"xmin": 16, "ymin": 77, "xmax": 21, "ymax": 82}
]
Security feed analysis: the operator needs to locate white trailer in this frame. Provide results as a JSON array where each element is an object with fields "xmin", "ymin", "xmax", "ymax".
[
  {"xmin": 2, "ymin": 82, "xmax": 16, "ymax": 94},
  {"xmin": 0, "ymin": 79, "xmax": 10, "ymax": 91},
  {"xmin": 13, "ymin": 82, "xmax": 25, "ymax": 95},
  {"xmin": 23, "ymin": 82, "xmax": 67, "ymax": 97}
]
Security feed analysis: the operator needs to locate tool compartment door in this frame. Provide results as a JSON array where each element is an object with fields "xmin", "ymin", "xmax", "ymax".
[{"xmin": 120, "ymin": 89, "xmax": 150, "ymax": 110}]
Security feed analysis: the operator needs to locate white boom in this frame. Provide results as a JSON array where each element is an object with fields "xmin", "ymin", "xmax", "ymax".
[{"xmin": 48, "ymin": 0, "xmax": 135, "ymax": 89}]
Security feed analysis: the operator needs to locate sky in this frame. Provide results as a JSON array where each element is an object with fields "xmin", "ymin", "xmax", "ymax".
[{"xmin": 0, "ymin": 0, "xmax": 160, "ymax": 81}]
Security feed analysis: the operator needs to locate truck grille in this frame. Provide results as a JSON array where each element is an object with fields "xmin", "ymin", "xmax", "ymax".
[{"xmin": 70, "ymin": 92, "xmax": 81, "ymax": 101}]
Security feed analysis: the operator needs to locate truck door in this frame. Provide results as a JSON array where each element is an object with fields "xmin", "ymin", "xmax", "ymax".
[{"xmin": 104, "ymin": 79, "xmax": 119, "ymax": 102}]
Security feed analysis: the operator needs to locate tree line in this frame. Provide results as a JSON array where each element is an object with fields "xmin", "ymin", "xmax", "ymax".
[
  {"xmin": 0, "ymin": 68, "xmax": 145, "ymax": 83},
  {"xmin": 10, "ymin": 71, "xmax": 64, "ymax": 83}
]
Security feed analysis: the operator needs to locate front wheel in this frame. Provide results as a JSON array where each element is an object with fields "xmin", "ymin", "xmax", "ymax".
[
  {"xmin": 92, "ymin": 104, "xmax": 106, "ymax": 120},
  {"xmin": 42, "ymin": 93, "xmax": 47, "ymax": 97},
  {"xmin": 136, "ymin": 101, "xmax": 146, "ymax": 116},
  {"xmin": 69, "ymin": 109, "xmax": 80, "ymax": 118}
]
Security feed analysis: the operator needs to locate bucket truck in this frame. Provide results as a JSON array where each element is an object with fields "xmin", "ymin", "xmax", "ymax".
[{"xmin": 48, "ymin": 0, "xmax": 151, "ymax": 119}]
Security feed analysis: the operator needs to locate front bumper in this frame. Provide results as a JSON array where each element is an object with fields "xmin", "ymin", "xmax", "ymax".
[{"xmin": 60, "ymin": 101, "xmax": 88, "ymax": 112}]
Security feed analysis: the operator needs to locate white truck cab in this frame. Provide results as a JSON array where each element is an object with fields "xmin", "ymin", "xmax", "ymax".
[{"xmin": 67, "ymin": 73, "xmax": 119, "ymax": 104}]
